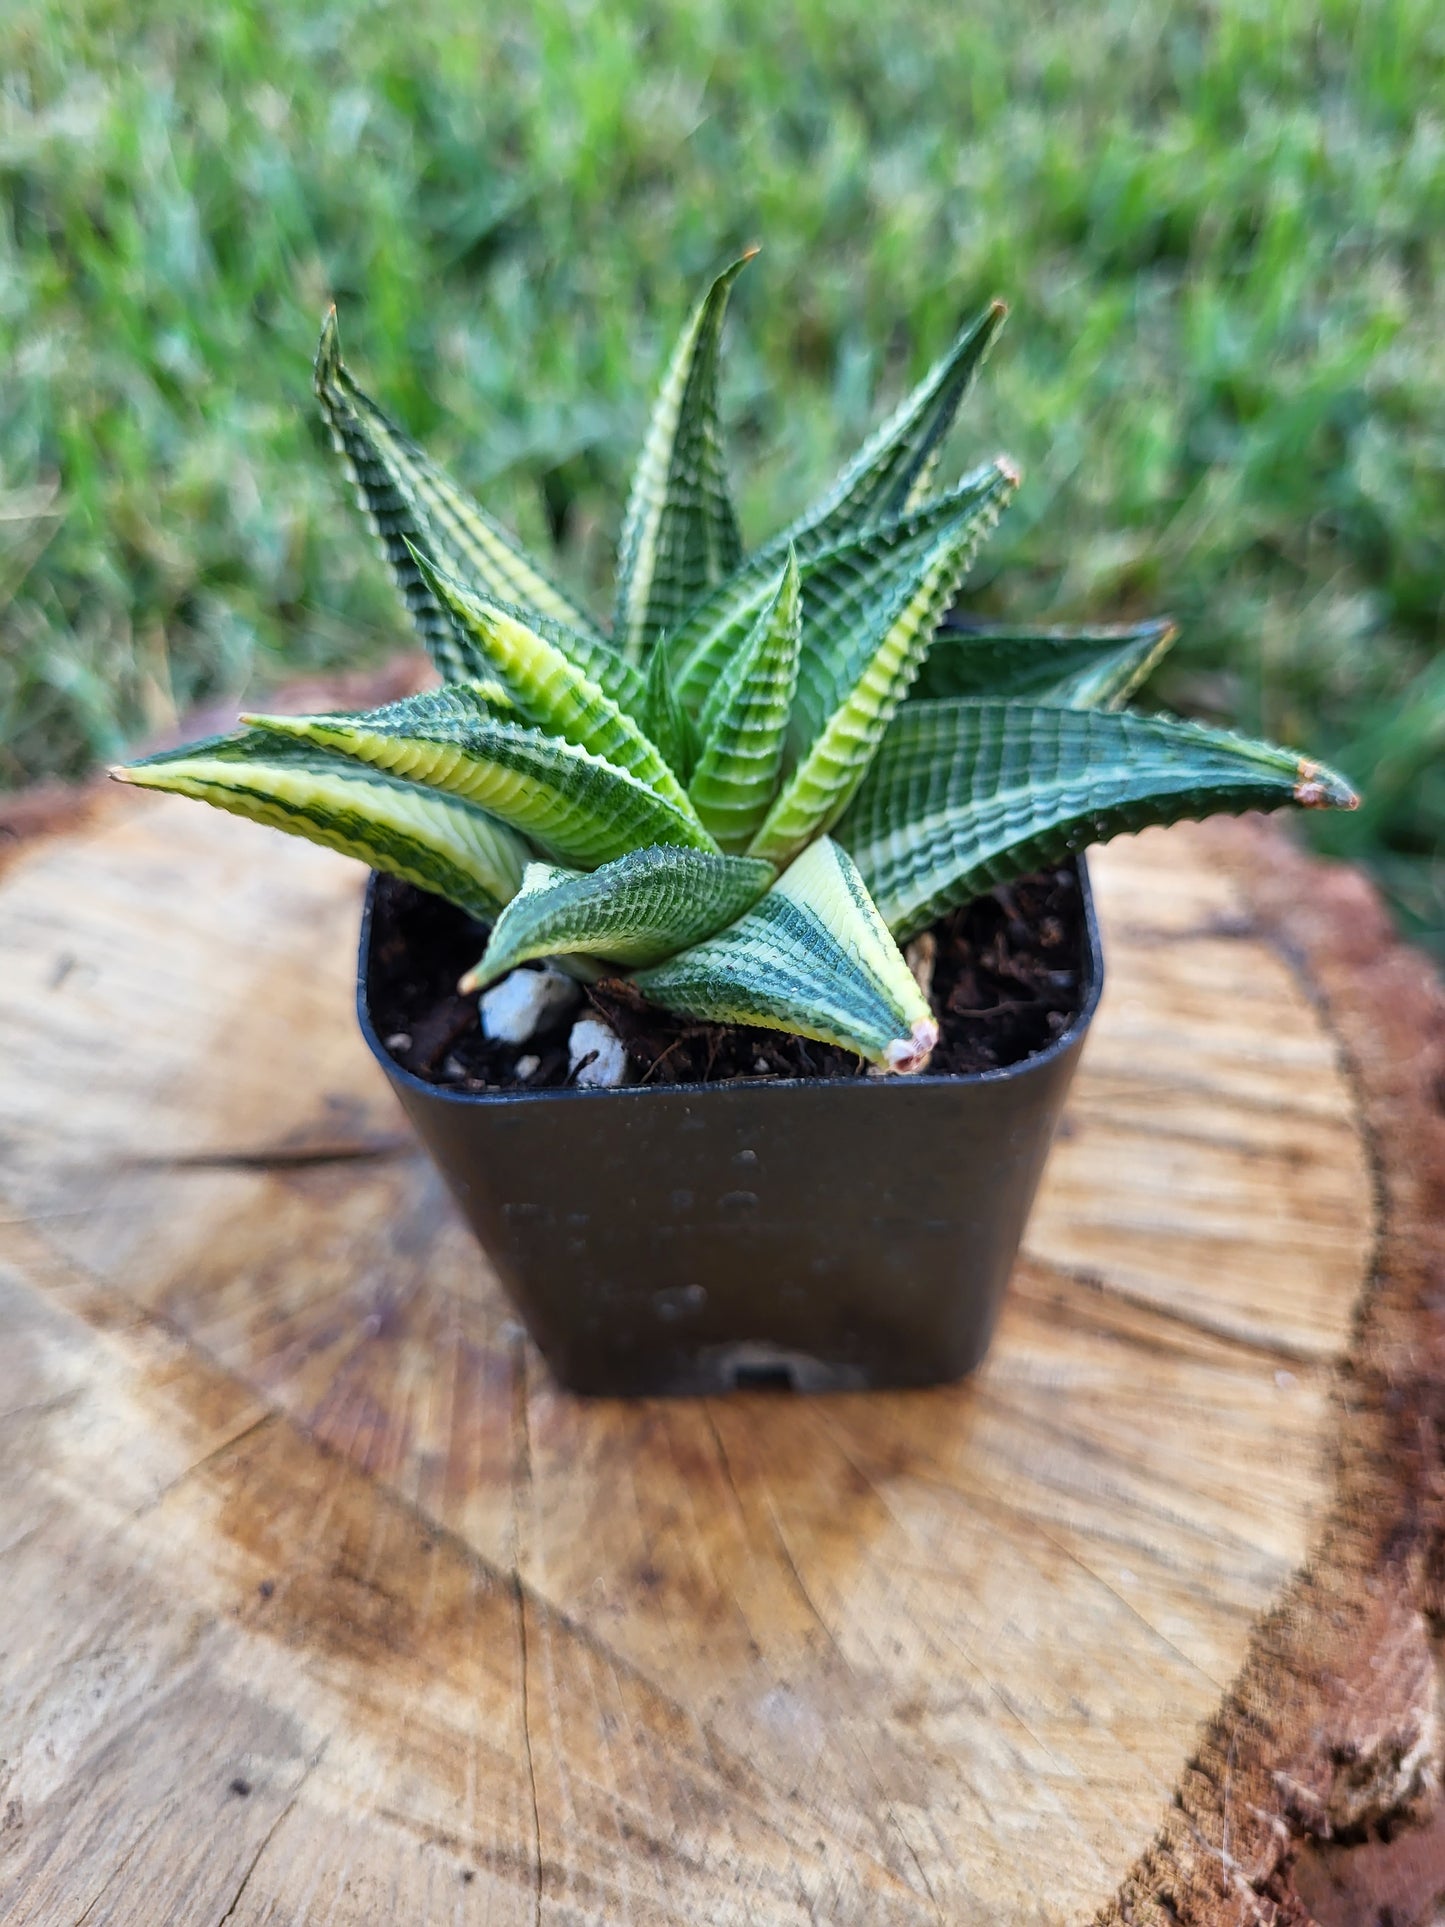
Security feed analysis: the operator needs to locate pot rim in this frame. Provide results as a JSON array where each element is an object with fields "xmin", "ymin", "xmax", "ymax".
[{"xmin": 357, "ymin": 854, "xmax": 1105, "ymax": 1107}]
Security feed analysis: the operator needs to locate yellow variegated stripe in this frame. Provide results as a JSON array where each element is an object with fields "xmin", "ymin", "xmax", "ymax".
[
  {"xmin": 405, "ymin": 566, "xmax": 644, "ymax": 717},
  {"xmin": 314, "ymin": 309, "xmax": 604, "ymax": 676},
  {"xmin": 242, "ymin": 685, "xmax": 716, "ymax": 869},
  {"xmin": 837, "ymin": 699, "xmax": 1360, "ymax": 940},
  {"xmin": 614, "ymin": 254, "xmax": 753, "ymax": 663},
  {"xmin": 747, "ymin": 475, "xmax": 1016, "ymax": 867},
  {"xmin": 113, "ymin": 733, "xmax": 528, "ymax": 918},
  {"xmin": 632, "ymin": 837, "xmax": 937, "ymax": 1072},
  {"xmin": 787, "ymin": 460, "xmax": 1016, "ymax": 754},
  {"xmin": 781, "ymin": 299, "xmax": 1007, "ymax": 541},
  {"xmin": 669, "ymin": 462, "xmax": 1009, "ymax": 711},
  {"xmin": 461, "ymin": 846, "xmax": 775, "ymax": 988},
  {"xmin": 687, "ymin": 549, "xmax": 801, "ymax": 852},
  {"xmin": 409, "ymin": 548, "xmax": 704, "ymax": 828},
  {"xmin": 914, "ymin": 617, "xmax": 1178, "ymax": 709}
]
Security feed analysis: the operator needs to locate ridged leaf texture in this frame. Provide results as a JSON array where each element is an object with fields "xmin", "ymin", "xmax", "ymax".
[
  {"xmin": 633, "ymin": 837, "xmax": 937, "ymax": 1070},
  {"xmin": 915, "ymin": 617, "xmax": 1178, "ymax": 709},
  {"xmin": 688, "ymin": 549, "xmax": 801, "ymax": 851},
  {"xmin": 314, "ymin": 310, "xmax": 603, "ymax": 673},
  {"xmin": 241, "ymin": 685, "xmax": 718, "ymax": 869},
  {"xmin": 781, "ymin": 299, "xmax": 1007, "ymax": 543},
  {"xmin": 116, "ymin": 731, "xmax": 528, "ymax": 918},
  {"xmin": 613, "ymin": 255, "xmax": 751, "ymax": 663},
  {"xmin": 668, "ymin": 461, "xmax": 1012, "ymax": 714},
  {"xmin": 787, "ymin": 460, "xmax": 1017, "ymax": 759},
  {"xmin": 462, "ymin": 846, "xmax": 775, "ymax": 988},
  {"xmin": 748, "ymin": 472, "xmax": 1016, "ymax": 866},
  {"xmin": 409, "ymin": 547, "xmax": 701, "ymax": 826},
  {"xmin": 837, "ymin": 699, "xmax": 1360, "ymax": 940}
]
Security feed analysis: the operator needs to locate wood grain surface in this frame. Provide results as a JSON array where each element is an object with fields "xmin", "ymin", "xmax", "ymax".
[{"xmin": 0, "ymin": 775, "xmax": 1438, "ymax": 1925}]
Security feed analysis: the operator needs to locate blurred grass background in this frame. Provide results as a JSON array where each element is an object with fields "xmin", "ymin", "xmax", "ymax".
[{"xmin": 2, "ymin": 0, "xmax": 1442, "ymax": 948}]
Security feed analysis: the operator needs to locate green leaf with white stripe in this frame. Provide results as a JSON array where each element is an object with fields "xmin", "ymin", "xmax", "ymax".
[
  {"xmin": 781, "ymin": 299, "xmax": 1007, "ymax": 543},
  {"xmin": 836, "ymin": 699, "xmax": 1361, "ymax": 940},
  {"xmin": 669, "ymin": 460, "xmax": 1012, "ymax": 711},
  {"xmin": 614, "ymin": 254, "xmax": 752, "ymax": 663},
  {"xmin": 409, "ymin": 547, "xmax": 699, "ymax": 825},
  {"xmin": 747, "ymin": 475, "xmax": 1017, "ymax": 867},
  {"xmin": 113, "ymin": 731, "xmax": 528, "ymax": 918},
  {"xmin": 787, "ymin": 459, "xmax": 1017, "ymax": 756},
  {"xmin": 314, "ymin": 309, "xmax": 604, "ymax": 675},
  {"xmin": 460, "ymin": 845, "xmax": 775, "ymax": 988},
  {"xmin": 633, "ymin": 837, "xmax": 937, "ymax": 1071},
  {"xmin": 687, "ymin": 549, "xmax": 801, "ymax": 851},
  {"xmin": 241, "ymin": 684, "xmax": 717, "ymax": 869},
  {"xmin": 914, "ymin": 617, "xmax": 1178, "ymax": 708}
]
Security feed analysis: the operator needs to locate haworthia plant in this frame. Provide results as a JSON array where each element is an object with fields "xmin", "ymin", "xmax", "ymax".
[{"xmin": 115, "ymin": 267, "xmax": 1358, "ymax": 1072}]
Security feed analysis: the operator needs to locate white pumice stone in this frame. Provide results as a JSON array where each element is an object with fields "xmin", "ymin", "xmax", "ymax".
[
  {"xmin": 568, "ymin": 1016, "xmax": 630, "ymax": 1088},
  {"xmin": 479, "ymin": 965, "xmax": 580, "ymax": 1044}
]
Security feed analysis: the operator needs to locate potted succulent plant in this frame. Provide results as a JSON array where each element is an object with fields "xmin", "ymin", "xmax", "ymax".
[{"xmin": 115, "ymin": 259, "xmax": 1357, "ymax": 1396}]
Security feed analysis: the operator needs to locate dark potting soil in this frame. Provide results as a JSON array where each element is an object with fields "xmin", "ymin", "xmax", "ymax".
[{"xmin": 366, "ymin": 864, "xmax": 1089, "ymax": 1092}]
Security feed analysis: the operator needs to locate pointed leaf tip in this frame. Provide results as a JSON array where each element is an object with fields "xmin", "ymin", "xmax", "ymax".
[
  {"xmin": 914, "ymin": 613, "xmax": 1179, "ymax": 709},
  {"xmin": 632, "ymin": 837, "xmax": 932, "ymax": 1068},
  {"xmin": 1294, "ymin": 761, "xmax": 1359, "ymax": 809},
  {"xmin": 837, "ymin": 702, "xmax": 1363, "ymax": 939},
  {"xmin": 313, "ymin": 317, "xmax": 603, "ymax": 675},
  {"xmin": 614, "ymin": 254, "xmax": 750, "ymax": 661},
  {"xmin": 884, "ymin": 1016, "xmax": 940, "ymax": 1075},
  {"xmin": 111, "ymin": 729, "xmax": 529, "ymax": 918}
]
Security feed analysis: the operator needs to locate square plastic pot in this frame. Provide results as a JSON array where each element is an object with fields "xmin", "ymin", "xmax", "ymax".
[{"xmin": 357, "ymin": 861, "xmax": 1103, "ymax": 1397}]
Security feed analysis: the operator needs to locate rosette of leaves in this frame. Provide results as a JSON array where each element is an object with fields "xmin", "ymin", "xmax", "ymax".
[{"xmin": 116, "ymin": 259, "xmax": 1358, "ymax": 1073}]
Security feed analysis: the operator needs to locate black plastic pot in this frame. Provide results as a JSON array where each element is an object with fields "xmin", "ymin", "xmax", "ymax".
[{"xmin": 357, "ymin": 862, "xmax": 1104, "ymax": 1397}]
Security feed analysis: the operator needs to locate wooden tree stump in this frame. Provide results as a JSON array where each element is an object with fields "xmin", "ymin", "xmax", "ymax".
[{"xmin": 1, "ymin": 767, "xmax": 1442, "ymax": 1923}]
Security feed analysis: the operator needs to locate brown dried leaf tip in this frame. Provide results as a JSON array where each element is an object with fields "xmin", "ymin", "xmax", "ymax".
[{"xmin": 1295, "ymin": 760, "xmax": 1360, "ymax": 810}]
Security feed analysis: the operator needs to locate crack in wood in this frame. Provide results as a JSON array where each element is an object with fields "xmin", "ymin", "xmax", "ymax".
[{"xmin": 216, "ymin": 1742, "xmax": 329, "ymax": 1927}]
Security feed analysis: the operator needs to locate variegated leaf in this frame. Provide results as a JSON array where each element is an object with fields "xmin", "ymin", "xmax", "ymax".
[
  {"xmin": 614, "ymin": 254, "xmax": 753, "ymax": 663},
  {"xmin": 782, "ymin": 298, "xmax": 1007, "ymax": 542},
  {"xmin": 787, "ymin": 459, "xmax": 1017, "ymax": 755},
  {"xmin": 113, "ymin": 731, "xmax": 528, "ymax": 918},
  {"xmin": 914, "ymin": 617, "xmax": 1178, "ymax": 708},
  {"xmin": 688, "ymin": 549, "xmax": 801, "ymax": 852},
  {"xmin": 314, "ymin": 309, "xmax": 604, "ymax": 676},
  {"xmin": 241, "ymin": 684, "xmax": 717, "ymax": 869},
  {"xmin": 747, "ymin": 471, "xmax": 1017, "ymax": 866},
  {"xmin": 837, "ymin": 699, "xmax": 1360, "ymax": 939},
  {"xmin": 632, "ymin": 836, "xmax": 937, "ymax": 1072},
  {"xmin": 460, "ymin": 845, "xmax": 775, "ymax": 989},
  {"xmin": 669, "ymin": 460, "xmax": 1012, "ymax": 712},
  {"xmin": 408, "ymin": 547, "xmax": 701, "ymax": 826}
]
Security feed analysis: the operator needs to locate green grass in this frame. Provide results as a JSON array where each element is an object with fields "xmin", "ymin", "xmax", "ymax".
[{"xmin": 3, "ymin": 0, "xmax": 1443, "ymax": 949}]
